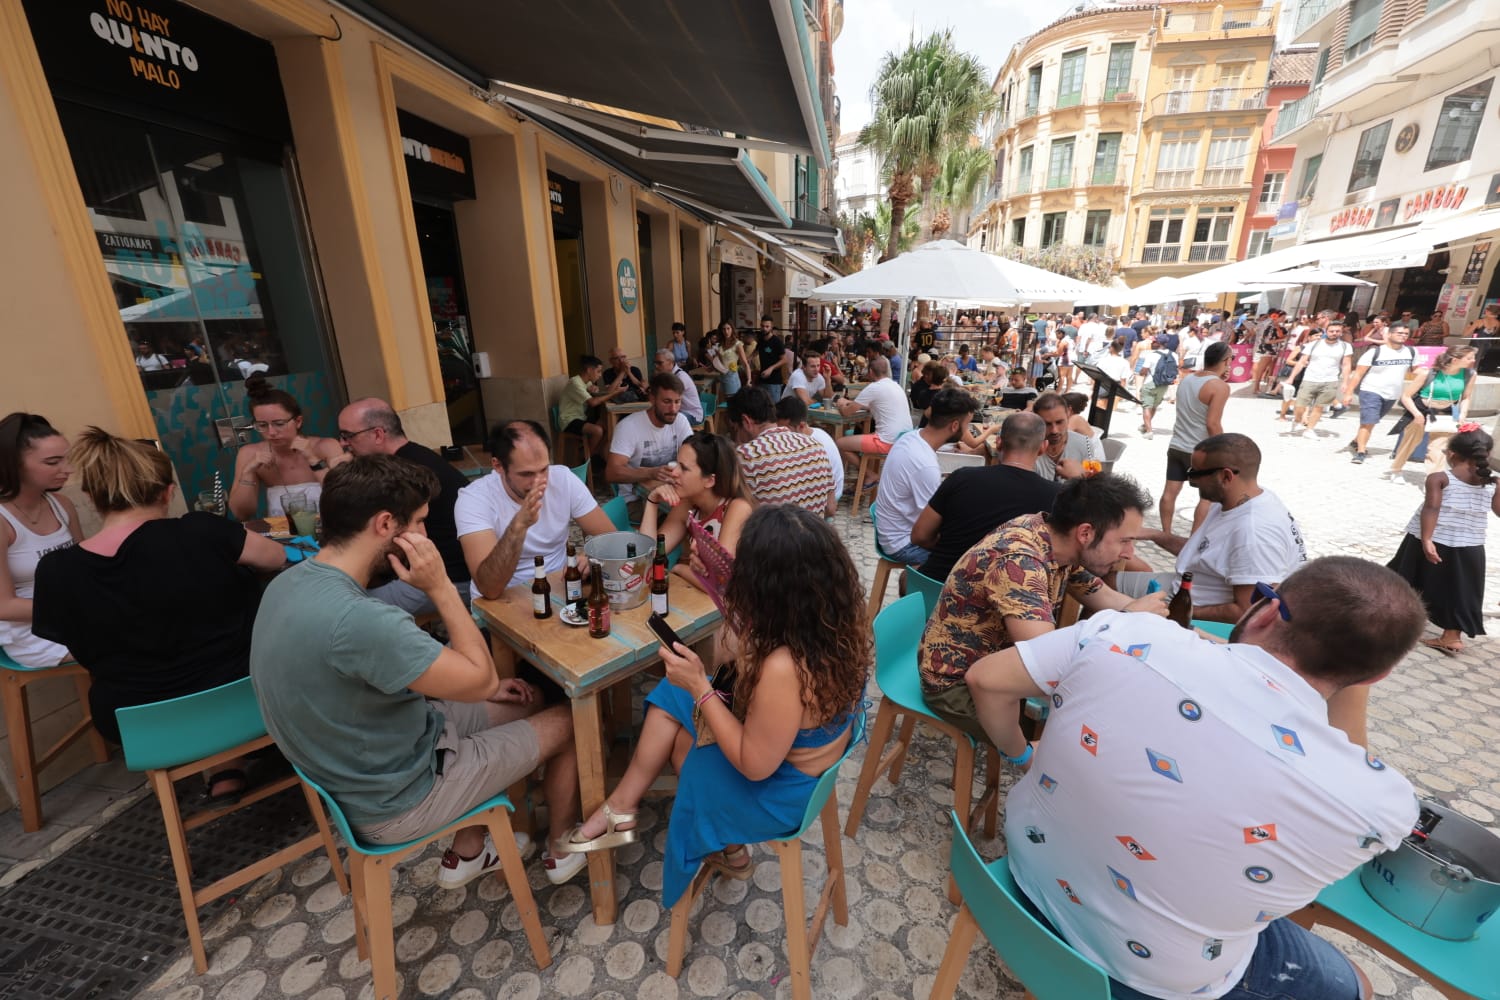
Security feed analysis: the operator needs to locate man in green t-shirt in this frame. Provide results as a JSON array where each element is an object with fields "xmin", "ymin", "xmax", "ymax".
[
  {"xmin": 252, "ymin": 455, "xmax": 584, "ymax": 889},
  {"xmin": 559, "ymin": 354, "xmax": 622, "ymax": 458}
]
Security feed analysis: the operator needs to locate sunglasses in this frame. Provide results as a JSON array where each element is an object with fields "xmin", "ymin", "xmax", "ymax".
[
  {"xmin": 1184, "ymin": 465, "xmax": 1238, "ymax": 479},
  {"xmin": 1253, "ymin": 582, "xmax": 1292, "ymax": 621}
]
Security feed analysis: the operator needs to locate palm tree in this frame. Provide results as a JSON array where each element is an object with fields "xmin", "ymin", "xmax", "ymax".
[
  {"xmin": 928, "ymin": 145, "xmax": 993, "ymax": 241},
  {"xmin": 859, "ymin": 31, "xmax": 995, "ymax": 263},
  {"xmin": 872, "ymin": 199, "xmax": 921, "ymax": 257}
]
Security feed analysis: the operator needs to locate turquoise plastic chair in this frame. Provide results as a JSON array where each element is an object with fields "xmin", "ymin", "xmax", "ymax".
[
  {"xmin": 115, "ymin": 678, "xmax": 348, "ymax": 973},
  {"xmin": 570, "ymin": 459, "xmax": 589, "ymax": 485},
  {"xmin": 1193, "ymin": 619, "xmax": 1234, "ymax": 641},
  {"xmin": 1291, "ymin": 868, "xmax": 1499, "ymax": 1000},
  {"xmin": 601, "ymin": 495, "xmax": 631, "ymax": 531},
  {"xmin": 667, "ymin": 713, "xmax": 866, "ymax": 1000},
  {"xmin": 292, "ymin": 764, "xmax": 550, "ymax": 997},
  {"xmin": 698, "ymin": 391, "xmax": 718, "ymax": 433},
  {"xmin": 844, "ymin": 595, "xmax": 1000, "ymax": 848},
  {"xmin": 1, "ymin": 649, "xmax": 109, "ymax": 832},
  {"xmin": 907, "ymin": 566, "xmax": 945, "ymax": 619},
  {"xmin": 931, "ymin": 810, "xmax": 1113, "ymax": 1000}
]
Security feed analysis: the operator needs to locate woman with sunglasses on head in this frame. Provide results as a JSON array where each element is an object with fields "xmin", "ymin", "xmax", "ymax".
[
  {"xmin": 228, "ymin": 375, "xmax": 343, "ymax": 520},
  {"xmin": 0, "ymin": 413, "xmax": 80, "ymax": 667},
  {"xmin": 639, "ymin": 433, "xmax": 751, "ymax": 582},
  {"xmin": 1387, "ymin": 427, "xmax": 1500, "ymax": 656}
]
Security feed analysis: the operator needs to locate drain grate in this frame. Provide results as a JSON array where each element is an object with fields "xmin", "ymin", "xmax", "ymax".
[{"xmin": 0, "ymin": 785, "xmax": 318, "ymax": 1000}]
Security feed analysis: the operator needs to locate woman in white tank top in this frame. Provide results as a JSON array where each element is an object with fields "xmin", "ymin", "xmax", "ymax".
[{"xmin": 0, "ymin": 413, "xmax": 80, "ymax": 666}]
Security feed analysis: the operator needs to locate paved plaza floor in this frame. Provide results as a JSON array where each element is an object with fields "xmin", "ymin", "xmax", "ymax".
[{"xmin": 2, "ymin": 386, "xmax": 1496, "ymax": 1000}]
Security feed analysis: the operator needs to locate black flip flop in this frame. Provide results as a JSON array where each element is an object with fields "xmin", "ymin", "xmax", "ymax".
[{"xmin": 204, "ymin": 768, "xmax": 248, "ymax": 806}]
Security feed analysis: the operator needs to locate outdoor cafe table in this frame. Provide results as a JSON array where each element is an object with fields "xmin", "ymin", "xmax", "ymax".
[
  {"xmin": 806, "ymin": 403, "xmax": 872, "ymax": 438},
  {"xmin": 604, "ymin": 400, "xmax": 649, "ymax": 437},
  {"xmin": 472, "ymin": 571, "xmax": 722, "ymax": 924}
]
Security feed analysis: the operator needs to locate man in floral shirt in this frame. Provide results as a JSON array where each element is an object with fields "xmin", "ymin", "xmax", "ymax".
[{"xmin": 919, "ymin": 475, "xmax": 1168, "ymax": 739}]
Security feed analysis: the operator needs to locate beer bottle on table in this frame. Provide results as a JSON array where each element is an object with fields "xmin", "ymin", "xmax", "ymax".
[
  {"xmin": 564, "ymin": 543, "xmax": 583, "ymax": 606},
  {"xmin": 626, "ymin": 542, "xmax": 637, "ymax": 559},
  {"xmin": 1166, "ymin": 572, "xmax": 1194, "ymax": 629},
  {"xmin": 531, "ymin": 556, "xmax": 552, "ymax": 619},
  {"xmin": 651, "ymin": 533, "xmax": 669, "ymax": 616},
  {"xmin": 588, "ymin": 564, "xmax": 611, "ymax": 638}
]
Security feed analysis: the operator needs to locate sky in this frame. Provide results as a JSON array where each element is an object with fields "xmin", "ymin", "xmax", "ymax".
[{"xmin": 832, "ymin": 0, "xmax": 1059, "ymax": 137}]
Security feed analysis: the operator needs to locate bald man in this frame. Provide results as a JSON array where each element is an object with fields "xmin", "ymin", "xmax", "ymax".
[{"xmin": 336, "ymin": 398, "xmax": 472, "ymax": 611}]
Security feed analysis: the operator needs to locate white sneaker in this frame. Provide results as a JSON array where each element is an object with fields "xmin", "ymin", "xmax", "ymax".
[
  {"xmin": 1289, "ymin": 425, "xmax": 1305, "ymax": 436},
  {"xmin": 543, "ymin": 847, "xmax": 588, "ymax": 885},
  {"xmin": 437, "ymin": 832, "xmax": 532, "ymax": 890}
]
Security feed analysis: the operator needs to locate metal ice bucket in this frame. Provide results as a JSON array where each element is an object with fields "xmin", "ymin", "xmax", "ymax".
[
  {"xmin": 1360, "ymin": 799, "xmax": 1500, "ymax": 940},
  {"xmin": 583, "ymin": 531, "xmax": 653, "ymax": 611}
]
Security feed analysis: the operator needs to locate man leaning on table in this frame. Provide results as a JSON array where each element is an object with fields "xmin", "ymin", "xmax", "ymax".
[
  {"xmin": 456, "ymin": 420, "xmax": 615, "ymax": 600},
  {"xmin": 963, "ymin": 556, "xmax": 1426, "ymax": 1000},
  {"xmin": 251, "ymin": 455, "xmax": 587, "ymax": 891}
]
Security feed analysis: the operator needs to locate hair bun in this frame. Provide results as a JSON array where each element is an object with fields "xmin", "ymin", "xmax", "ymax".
[{"xmin": 244, "ymin": 374, "xmax": 270, "ymax": 399}]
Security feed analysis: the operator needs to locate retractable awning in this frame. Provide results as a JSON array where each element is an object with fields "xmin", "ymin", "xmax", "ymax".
[
  {"xmin": 339, "ymin": 0, "xmax": 830, "ymax": 165},
  {"xmin": 754, "ymin": 218, "xmax": 844, "ymax": 254},
  {"xmin": 1324, "ymin": 207, "xmax": 1500, "ymax": 270}
]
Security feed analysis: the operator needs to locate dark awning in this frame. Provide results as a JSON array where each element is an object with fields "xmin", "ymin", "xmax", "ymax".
[
  {"xmin": 501, "ymin": 92, "xmax": 792, "ymax": 227},
  {"xmin": 338, "ymin": 0, "xmax": 830, "ymax": 165},
  {"xmin": 755, "ymin": 218, "xmax": 844, "ymax": 254}
]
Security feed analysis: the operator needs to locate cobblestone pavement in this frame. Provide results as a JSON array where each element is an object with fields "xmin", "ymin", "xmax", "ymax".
[{"xmin": 46, "ymin": 388, "xmax": 1500, "ymax": 999}]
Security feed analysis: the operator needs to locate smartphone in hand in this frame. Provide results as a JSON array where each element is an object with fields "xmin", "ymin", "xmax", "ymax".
[{"xmin": 647, "ymin": 612, "xmax": 684, "ymax": 651}]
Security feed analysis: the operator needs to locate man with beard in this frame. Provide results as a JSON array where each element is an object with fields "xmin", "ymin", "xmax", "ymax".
[
  {"xmin": 1033, "ymin": 392, "xmax": 1100, "ymax": 482},
  {"xmin": 918, "ymin": 474, "xmax": 1168, "ymax": 740},
  {"xmin": 605, "ymin": 373, "xmax": 692, "ymax": 498},
  {"xmin": 875, "ymin": 388, "xmax": 981, "ymax": 565},
  {"xmin": 251, "ymin": 455, "xmax": 588, "ymax": 892},
  {"xmin": 455, "ymin": 420, "xmax": 615, "ymax": 600}
]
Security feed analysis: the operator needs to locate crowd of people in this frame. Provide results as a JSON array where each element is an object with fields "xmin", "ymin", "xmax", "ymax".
[{"xmin": 3, "ymin": 296, "xmax": 1498, "ymax": 1000}]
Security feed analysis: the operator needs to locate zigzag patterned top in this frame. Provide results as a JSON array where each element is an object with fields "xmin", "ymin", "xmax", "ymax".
[{"xmin": 735, "ymin": 426, "xmax": 835, "ymax": 514}]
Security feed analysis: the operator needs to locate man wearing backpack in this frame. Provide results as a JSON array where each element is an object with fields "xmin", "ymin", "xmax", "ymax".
[
  {"xmin": 1137, "ymin": 333, "xmax": 1177, "ymax": 436},
  {"xmin": 1287, "ymin": 321, "xmax": 1354, "ymax": 437},
  {"xmin": 1339, "ymin": 323, "xmax": 1416, "ymax": 464}
]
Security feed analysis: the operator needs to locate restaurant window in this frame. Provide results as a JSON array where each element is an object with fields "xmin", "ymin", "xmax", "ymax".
[
  {"xmin": 1154, "ymin": 130, "xmax": 1200, "ymax": 190},
  {"xmin": 1083, "ymin": 210, "xmax": 1111, "ymax": 247},
  {"xmin": 1016, "ymin": 145, "xmax": 1035, "ymax": 193},
  {"xmin": 1093, "ymin": 133, "xmax": 1121, "ymax": 184},
  {"xmin": 1345, "ymin": 0, "xmax": 1381, "ymax": 62},
  {"xmin": 1046, "ymin": 138, "xmax": 1075, "ymax": 189},
  {"xmin": 1347, "ymin": 120, "xmax": 1391, "ymax": 192},
  {"xmin": 1012, "ymin": 217, "xmax": 1028, "ymax": 246},
  {"xmin": 1298, "ymin": 153, "xmax": 1323, "ymax": 199},
  {"xmin": 1189, "ymin": 206, "xmax": 1235, "ymax": 262},
  {"xmin": 1247, "ymin": 230, "xmax": 1274, "ymax": 258},
  {"xmin": 1104, "ymin": 43, "xmax": 1135, "ymax": 100},
  {"xmin": 1425, "ymin": 78, "xmax": 1492, "ymax": 171},
  {"xmin": 1203, "ymin": 127, "xmax": 1251, "ymax": 187},
  {"xmin": 1258, "ymin": 172, "xmax": 1286, "ymax": 212},
  {"xmin": 1041, "ymin": 212, "xmax": 1068, "ymax": 248},
  {"xmin": 1142, "ymin": 208, "xmax": 1186, "ymax": 263},
  {"xmin": 1058, "ymin": 50, "xmax": 1086, "ymax": 108},
  {"xmin": 1026, "ymin": 65, "xmax": 1044, "ymax": 115}
]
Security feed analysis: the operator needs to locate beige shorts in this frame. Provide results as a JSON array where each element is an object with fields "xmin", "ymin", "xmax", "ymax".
[
  {"xmin": 1296, "ymin": 380, "xmax": 1340, "ymax": 407},
  {"xmin": 921, "ymin": 682, "xmax": 991, "ymax": 742},
  {"xmin": 357, "ymin": 698, "xmax": 541, "ymax": 844}
]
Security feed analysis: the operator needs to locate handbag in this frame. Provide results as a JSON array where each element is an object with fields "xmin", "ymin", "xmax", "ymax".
[
  {"xmin": 1428, "ymin": 412, "xmax": 1459, "ymax": 433},
  {"xmin": 691, "ymin": 663, "xmax": 737, "ymax": 748}
]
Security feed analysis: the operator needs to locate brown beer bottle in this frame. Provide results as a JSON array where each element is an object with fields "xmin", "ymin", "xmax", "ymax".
[
  {"xmin": 564, "ymin": 543, "xmax": 583, "ymax": 606},
  {"xmin": 588, "ymin": 563, "xmax": 611, "ymax": 638},
  {"xmin": 1166, "ymin": 572, "xmax": 1194, "ymax": 629},
  {"xmin": 531, "ymin": 556, "xmax": 552, "ymax": 619},
  {"xmin": 650, "ymin": 533, "xmax": 669, "ymax": 616}
]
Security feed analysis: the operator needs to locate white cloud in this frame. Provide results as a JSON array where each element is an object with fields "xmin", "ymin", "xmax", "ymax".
[{"xmin": 832, "ymin": 0, "xmax": 1054, "ymax": 137}]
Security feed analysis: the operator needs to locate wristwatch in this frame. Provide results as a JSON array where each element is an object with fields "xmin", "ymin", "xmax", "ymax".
[{"xmin": 309, "ymin": 459, "xmax": 327, "ymax": 471}]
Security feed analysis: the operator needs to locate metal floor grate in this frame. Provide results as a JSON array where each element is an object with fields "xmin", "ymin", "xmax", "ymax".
[{"xmin": 0, "ymin": 784, "xmax": 317, "ymax": 1000}]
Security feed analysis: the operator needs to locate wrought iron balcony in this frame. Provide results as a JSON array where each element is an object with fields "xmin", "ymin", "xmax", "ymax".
[
  {"xmin": 1271, "ymin": 88, "xmax": 1321, "ymax": 141},
  {"xmin": 1149, "ymin": 87, "xmax": 1268, "ymax": 117}
]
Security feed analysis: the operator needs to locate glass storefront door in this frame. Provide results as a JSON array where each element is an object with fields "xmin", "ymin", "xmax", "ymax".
[{"xmin": 58, "ymin": 104, "xmax": 339, "ymax": 510}]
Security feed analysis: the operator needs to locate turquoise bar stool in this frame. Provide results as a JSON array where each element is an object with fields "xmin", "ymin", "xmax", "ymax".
[
  {"xmin": 931, "ymin": 810, "xmax": 1113, "ymax": 1000},
  {"xmin": 667, "ymin": 714, "xmax": 865, "ymax": 1000},
  {"xmin": 1, "ymin": 649, "xmax": 110, "ymax": 832},
  {"xmin": 115, "ymin": 677, "xmax": 349, "ymax": 974},
  {"xmin": 293, "ymin": 765, "xmax": 550, "ymax": 1000},
  {"xmin": 906, "ymin": 565, "xmax": 945, "ymax": 618}
]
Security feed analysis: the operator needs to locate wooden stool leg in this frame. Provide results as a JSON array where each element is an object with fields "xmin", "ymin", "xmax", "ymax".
[
  {"xmin": 844, "ymin": 699, "xmax": 898, "ymax": 837},
  {"xmin": 982, "ymin": 749, "xmax": 1000, "ymax": 840},
  {"xmin": 666, "ymin": 865, "xmax": 712, "ymax": 977},
  {"xmin": 71, "ymin": 672, "xmax": 110, "ymax": 763},
  {"xmin": 887, "ymin": 715, "xmax": 917, "ymax": 783},
  {"xmin": 349, "ymin": 854, "xmax": 371, "ymax": 962},
  {"xmin": 952, "ymin": 742, "xmax": 975, "ymax": 835},
  {"xmin": 821, "ymin": 796, "xmax": 848, "ymax": 928},
  {"xmin": 363, "ymin": 856, "xmax": 400, "ymax": 1000},
  {"xmin": 151, "ymin": 769, "xmax": 209, "ymax": 973},
  {"xmin": 929, "ymin": 904, "xmax": 981, "ymax": 1000},
  {"xmin": 298, "ymin": 781, "xmax": 350, "ymax": 896},
  {"xmin": 2, "ymin": 674, "xmax": 42, "ymax": 833},
  {"xmin": 866, "ymin": 559, "xmax": 894, "ymax": 619},
  {"xmin": 778, "ymin": 839, "xmax": 814, "ymax": 1000},
  {"xmin": 486, "ymin": 813, "xmax": 551, "ymax": 969},
  {"xmin": 852, "ymin": 454, "xmax": 871, "ymax": 517}
]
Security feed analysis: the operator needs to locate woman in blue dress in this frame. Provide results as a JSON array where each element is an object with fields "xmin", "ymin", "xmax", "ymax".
[{"xmin": 557, "ymin": 505, "xmax": 869, "ymax": 905}]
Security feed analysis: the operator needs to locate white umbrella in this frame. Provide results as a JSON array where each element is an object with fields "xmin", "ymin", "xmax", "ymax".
[
  {"xmin": 806, "ymin": 240, "xmax": 1101, "ymax": 306},
  {"xmin": 1126, "ymin": 276, "xmax": 1193, "ymax": 305},
  {"xmin": 1242, "ymin": 266, "xmax": 1375, "ymax": 287},
  {"xmin": 854, "ymin": 298, "xmax": 881, "ymax": 310}
]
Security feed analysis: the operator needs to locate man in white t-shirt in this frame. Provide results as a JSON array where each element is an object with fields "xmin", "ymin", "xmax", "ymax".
[
  {"xmin": 1143, "ymin": 433, "xmax": 1305, "ymax": 623},
  {"xmin": 775, "ymin": 395, "xmax": 843, "ymax": 513},
  {"xmin": 1075, "ymin": 314, "xmax": 1108, "ymax": 364},
  {"xmin": 1339, "ymin": 324, "xmax": 1416, "ymax": 464},
  {"xmin": 785, "ymin": 352, "xmax": 830, "ymax": 406},
  {"xmin": 455, "ymin": 420, "xmax": 616, "ymax": 600},
  {"xmin": 876, "ymin": 389, "xmax": 979, "ymax": 564},
  {"xmin": 606, "ymin": 373, "xmax": 693, "ymax": 498},
  {"xmin": 965, "ymin": 556, "xmax": 1426, "ymax": 1000},
  {"xmin": 1288, "ymin": 321, "xmax": 1353, "ymax": 435},
  {"xmin": 834, "ymin": 356, "xmax": 914, "ymax": 485},
  {"xmin": 653, "ymin": 349, "xmax": 702, "ymax": 424}
]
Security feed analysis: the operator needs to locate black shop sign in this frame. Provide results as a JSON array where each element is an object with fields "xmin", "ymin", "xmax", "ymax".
[
  {"xmin": 398, "ymin": 111, "xmax": 476, "ymax": 203},
  {"xmin": 23, "ymin": 0, "xmax": 291, "ymax": 144}
]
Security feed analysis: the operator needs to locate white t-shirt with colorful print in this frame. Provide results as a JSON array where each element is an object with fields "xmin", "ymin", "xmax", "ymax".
[{"xmin": 1007, "ymin": 611, "xmax": 1417, "ymax": 1000}]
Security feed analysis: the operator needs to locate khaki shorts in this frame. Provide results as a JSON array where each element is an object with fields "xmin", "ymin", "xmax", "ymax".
[
  {"xmin": 1296, "ymin": 380, "xmax": 1340, "ymax": 407},
  {"xmin": 357, "ymin": 698, "xmax": 542, "ymax": 844},
  {"xmin": 922, "ymin": 682, "xmax": 991, "ymax": 742}
]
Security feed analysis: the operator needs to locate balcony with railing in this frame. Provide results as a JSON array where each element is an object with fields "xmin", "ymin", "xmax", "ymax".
[
  {"xmin": 1187, "ymin": 240, "xmax": 1231, "ymax": 262},
  {"xmin": 1158, "ymin": 4, "xmax": 1278, "ymax": 39},
  {"xmin": 1141, "ymin": 245, "xmax": 1183, "ymax": 264},
  {"xmin": 1270, "ymin": 88, "xmax": 1321, "ymax": 141},
  {"xmin": 1148, "ymin": 87, "xmax": 1268, "ymax": 118},
  {"xmin": 1291, "ymin": 0, "xmax": 1338, "ymax": 40},
  {"xmin": 1149, "ymin": 167, "xmax": 1196, "ymax": 191},
  {"xmin": 1013, "ymin": 172, "xmax": 1035, "ymax": 196}
]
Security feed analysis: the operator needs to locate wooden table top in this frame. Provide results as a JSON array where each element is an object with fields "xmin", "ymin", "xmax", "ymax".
[
  {"xmin": 605, "ymin": 401, "xmax": 650, "ymax": 417},
  {"xmin": 473, "ymin": 571, "xmax": 721, "ymax": 698}
]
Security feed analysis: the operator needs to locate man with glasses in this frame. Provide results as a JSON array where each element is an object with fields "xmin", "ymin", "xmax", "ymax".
[
  {"xmin": 964, "ymin": 555, "xmax": 1427, "ymax": 1000},
  {"xmin": 653, "ymin": 348, "xmax": 702, "ymax": 424},
  {"xmin": 1141, "ymin": 433, "xmax": 1306, "ymax": 624},
  {"xmin": 336, "ymin": 398, "xmax": 471, "ymax": 612},
  {"xmin": 1339, "ymin": 323, "xmax": 1417, "ymax": 464},
  {"xmin": 601, "ymin": 349, "xmax": 647, "ymax": 402}
]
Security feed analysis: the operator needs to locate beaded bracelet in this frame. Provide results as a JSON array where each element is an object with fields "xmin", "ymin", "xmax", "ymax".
[{"xmin": 695, "ymin": 687, "xmax": 723, "ymax": 708}]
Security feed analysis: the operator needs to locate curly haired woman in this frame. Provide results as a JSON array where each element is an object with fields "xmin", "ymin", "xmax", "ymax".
[{"xmin": 557, "ymin": 505, "xmax": 869, "ymax": 904}]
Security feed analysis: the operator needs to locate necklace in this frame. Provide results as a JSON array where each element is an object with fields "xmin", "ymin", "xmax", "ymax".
[{"xmin": 6, "ymin": 498, "xmax": 51, "ymax": 528}]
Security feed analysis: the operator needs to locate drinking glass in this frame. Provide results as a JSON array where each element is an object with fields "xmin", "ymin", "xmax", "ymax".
[
  {"xmin": 195, "ymin": 491, "xmax": 226, "ymax": 516},
  {"xmin": 282, "ymin": 490, "xmax": 317, "ymax": 538}
]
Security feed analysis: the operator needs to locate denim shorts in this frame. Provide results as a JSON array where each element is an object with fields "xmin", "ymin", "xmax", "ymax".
[
  {"xmin": 1108, "ymin": 918, "xmax": 1361, "ymax": 1000},
  {"xmin": 1357, "ymin": 390, "xmax": 1396, "ymax": 426}
]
